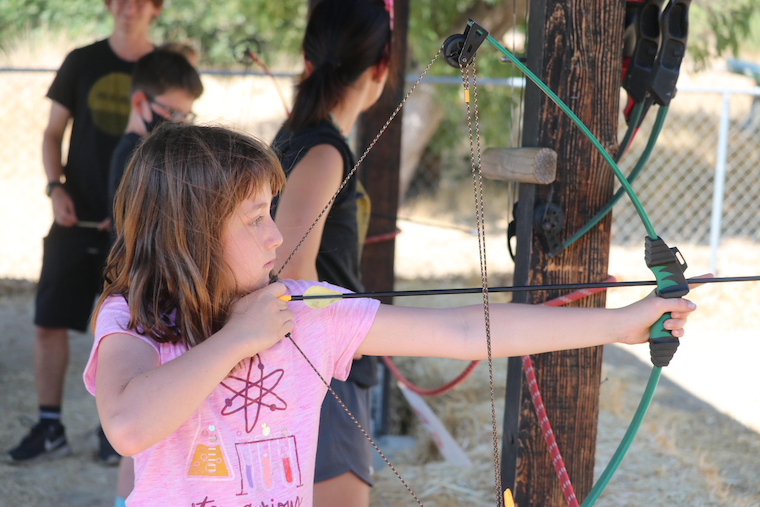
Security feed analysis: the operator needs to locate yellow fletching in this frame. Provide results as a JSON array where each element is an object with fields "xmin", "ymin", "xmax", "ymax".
[
  {"xmin": 278, "ymin": 295, "xmax": 292, "ymax": 302},
  {"xmin": 504, "ymin": 489, "xmax": 515, "ymax": 507},
  {"xmin": 301, "ymin": 285, "xmax": 343, "ymax": 309}
]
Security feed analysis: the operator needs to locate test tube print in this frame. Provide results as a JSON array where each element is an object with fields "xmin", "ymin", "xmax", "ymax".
[
  {"xmin": 244, "ymin": 444, "xmax": 255, "ymax": 491},
  {"xmin": 259, "ymin": 440, "xmax": 273, "ymax": 490},
  {"xmin": 278, "ymin": 438, "xmax": 294, "ymax": 484},
  {"xmin": 234, "ymin": 436, "xmax": 303, "ymax": 496}
]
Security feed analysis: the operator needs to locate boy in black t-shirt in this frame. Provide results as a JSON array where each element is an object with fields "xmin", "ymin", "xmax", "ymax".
[{"xmin": 6, "ymin": 0, "xmax": 162, "ymax": 465}]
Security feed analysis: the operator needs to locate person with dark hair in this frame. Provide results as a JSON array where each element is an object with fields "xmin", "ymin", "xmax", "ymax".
[
  {"xmin": 270, "ymin": 0, "xmax": 392, "ymax": 505},
  {"xmin": 108, "ymin": 48, "xmax": 204, "ymax": 224},
  {"xmin": 5, "ymin": 0, "xmax": 162, "ymax": 466},
  {"xmin": 107, "ymin": 46, "xmax": 203, "ymax": 507}
]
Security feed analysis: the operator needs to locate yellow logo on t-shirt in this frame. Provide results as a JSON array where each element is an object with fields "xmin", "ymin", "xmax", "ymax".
[{"xmin": 87, "ymin": 72, "xmax": 132, "ymax": 136}]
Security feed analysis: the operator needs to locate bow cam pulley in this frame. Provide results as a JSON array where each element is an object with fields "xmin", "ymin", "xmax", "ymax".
[{"xmin": 443, "ymin": 20, "xmax": 490, "ymax": 68}]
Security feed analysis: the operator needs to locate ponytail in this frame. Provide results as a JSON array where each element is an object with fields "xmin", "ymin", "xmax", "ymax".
[{"xmin": 285, "ymin": 0, "xmax": 392, "ymax": 132}]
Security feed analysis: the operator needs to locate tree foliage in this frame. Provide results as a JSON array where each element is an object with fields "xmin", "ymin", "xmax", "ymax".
[
  {"xmin": 3, "ymin": 0, "xmax": 756, "ymax": 69},
  {"xmin": 0, "ymin": 0, "xmax": 307, "ymax": 67}
]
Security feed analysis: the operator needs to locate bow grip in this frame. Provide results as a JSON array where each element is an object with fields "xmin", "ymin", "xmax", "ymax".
[{"xmin": 645, "ymin": 236, "xmax": 689, "ymax": 367}]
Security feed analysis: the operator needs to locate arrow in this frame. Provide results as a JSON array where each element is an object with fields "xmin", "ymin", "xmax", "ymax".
[{"xmin": 278, "ymin": 275, "xmax": 758, "ymax": 309}]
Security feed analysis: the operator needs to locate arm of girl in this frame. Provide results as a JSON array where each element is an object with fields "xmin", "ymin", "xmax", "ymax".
[
  {"xmin": 95, "ymin": 283, "xmax": 293, "ymax": 456},
  {"xmin": 274, "ymin": 145, "xmax": 344, "ymax": 280},
  {"xmin": 356, "ymin": 296, "xmax": 696, "ymax": 359}
]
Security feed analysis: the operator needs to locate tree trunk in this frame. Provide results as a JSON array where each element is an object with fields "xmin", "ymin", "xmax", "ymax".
[{"xmin": 512, "ymin": 0, "xmax": 625, "ymax": 505}]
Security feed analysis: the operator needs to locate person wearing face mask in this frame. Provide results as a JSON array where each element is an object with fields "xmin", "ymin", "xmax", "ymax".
[
  {"xmin": 107, "ymin": 47, "xmax": 203, "ymax": 227},
  {"xmin": 6, "ymin": 0, "xmax": 163, "ymax": 468}
]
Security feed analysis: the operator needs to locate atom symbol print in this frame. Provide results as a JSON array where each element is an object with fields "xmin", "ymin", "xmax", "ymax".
[{"xmin": 220, "ymin": 355, "xmax": 288, "ymax": 433}]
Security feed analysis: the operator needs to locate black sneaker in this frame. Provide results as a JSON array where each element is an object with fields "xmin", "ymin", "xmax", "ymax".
[
  {"xmin": 97, "ymin": 426, "xmax": 121, "ymax": 466},
  {"xmin": 5, "ymin": 420, "xmax": 70, "ymax": 463}
]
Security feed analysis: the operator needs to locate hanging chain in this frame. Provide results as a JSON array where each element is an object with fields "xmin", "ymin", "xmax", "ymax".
[
  {"xmin": 460, "ymin": 57, "xmax": 503, "ymax": 507},
  {"xmin": 276, "ymin": 46, "xmax": 444, "ymax": 278}
]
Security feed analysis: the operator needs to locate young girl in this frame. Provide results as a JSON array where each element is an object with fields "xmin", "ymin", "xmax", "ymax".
[
  {"xmin": 85, "ymin": 124, "xmax": 695, "ymax": 507},
  {"xmin": 271, "ymin": 0, "xmax": 391, "ymax": 504}
]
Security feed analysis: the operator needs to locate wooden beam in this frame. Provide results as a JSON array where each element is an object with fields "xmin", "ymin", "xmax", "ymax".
[
  {"xmin": 482, "ymin": 147, "xmax": 557, "ymax": 184},
  {"xmin": 507, "ymin": 1, "xmax": 626, "ymax": 505}
]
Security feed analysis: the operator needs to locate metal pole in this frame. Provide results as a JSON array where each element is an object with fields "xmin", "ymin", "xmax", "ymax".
[{"xmin": 709, "ymin": 92, "xmax": 731, "ymax": 274}]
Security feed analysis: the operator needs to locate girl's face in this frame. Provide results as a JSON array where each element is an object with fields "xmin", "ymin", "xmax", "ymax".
[{"xmin": 221, "ymin": 184, "xmax": 283, "ymax": 293}]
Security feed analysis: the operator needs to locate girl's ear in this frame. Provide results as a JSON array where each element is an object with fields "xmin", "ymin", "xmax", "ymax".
[
  {"xmin": 373, "ymin": 44, "xmax": 391, "ymax": 83},
  {"xmin": 303, "ymin": 52, "xmax": 314, "ymax": 77},
  {"xmin": 372, "ymin": 57, "xmax": 389, "ymax": 83}
]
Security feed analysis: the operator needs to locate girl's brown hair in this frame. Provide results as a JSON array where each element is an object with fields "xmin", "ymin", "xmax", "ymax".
[{"xmin": 93, "ymin": 124, "xmax": 286, "ymax": 348}]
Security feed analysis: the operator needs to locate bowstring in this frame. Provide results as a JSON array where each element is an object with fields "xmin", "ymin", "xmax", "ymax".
[{"xmin": 461, "ymin": 57, "xmax": 503, "ymax": 507}]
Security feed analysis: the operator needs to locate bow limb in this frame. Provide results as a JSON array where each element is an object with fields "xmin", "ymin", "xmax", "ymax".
[{"xmin": 482, "ymin": 31, "xmax": 688, "ymax": 506}]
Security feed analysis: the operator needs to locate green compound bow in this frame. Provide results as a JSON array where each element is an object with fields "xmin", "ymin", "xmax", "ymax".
[{"xmin": 448, "ymin": 15, "xmax": 690, "ymax": 506}]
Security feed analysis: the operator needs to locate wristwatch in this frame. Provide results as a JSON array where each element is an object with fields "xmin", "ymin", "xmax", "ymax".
[{"xmin": 46, "ymin": 181, "xmax": 63, "ymax": 197}]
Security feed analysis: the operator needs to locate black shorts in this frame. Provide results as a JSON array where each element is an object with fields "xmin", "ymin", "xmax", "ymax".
[
  {"xmin": 314, "ymin": 378, "xmax": 373, "ymax": 486},
  {"xmin": 34, "ymin": 224, "xmax": 110, "ymax": 332}
]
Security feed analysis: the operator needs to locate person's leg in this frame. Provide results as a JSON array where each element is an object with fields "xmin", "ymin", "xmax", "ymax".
[
  {"xmin": 116, "ymin": 456, "xmax": 135, "ymax": 502},
  {"xmin": 4, "ymin": 327, "xmax": 71, "ymax": 462},
  {"xmin": 314, "ymin": 379, "xmax": 373, "ymax": 507},
  {"xmin": 34, "ymin": 326, "xmax": 69, "ymax": 406},
  {"xmin": 314, "ymin": 471, "xmax": 370, "ymax": 507}
]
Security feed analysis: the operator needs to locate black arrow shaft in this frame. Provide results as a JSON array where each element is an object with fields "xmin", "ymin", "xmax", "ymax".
[{"xmin": 288, "ymin": 275, "xmax": 760, "ymax": 301}]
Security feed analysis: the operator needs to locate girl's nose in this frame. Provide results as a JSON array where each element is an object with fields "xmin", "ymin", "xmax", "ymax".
[{"xmin": 267, "ymin": 220, "xmax": 284, "ymax": 250}]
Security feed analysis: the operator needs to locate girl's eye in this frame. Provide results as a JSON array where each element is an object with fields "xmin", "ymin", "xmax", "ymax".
[{"xmin": 250, "ymin": 216, "xmax": 264, "ymax": 226}]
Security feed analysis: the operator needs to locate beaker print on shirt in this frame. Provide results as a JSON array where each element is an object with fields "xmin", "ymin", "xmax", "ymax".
[
  {"xmin": 187, "ymin": 424, "xmax": 231, "ymax": 478},
  {"xmin": 234, "ymin": 435, "xmax": 303, "ymax": 496}
]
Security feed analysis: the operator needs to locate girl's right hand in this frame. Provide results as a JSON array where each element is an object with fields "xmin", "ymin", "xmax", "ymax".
[{"xmin": 225, "ymin": 282, "xmax": 294, "ymax": 357}]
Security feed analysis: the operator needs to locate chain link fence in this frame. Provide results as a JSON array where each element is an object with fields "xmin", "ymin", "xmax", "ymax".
[{"xmin": 0, "ymin": 67, "xmax": 757, "ymax": 280}]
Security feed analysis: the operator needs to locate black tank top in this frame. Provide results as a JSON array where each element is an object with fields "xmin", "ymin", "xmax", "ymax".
[{"xmin": 271, "ymin": 120, "xmax": 376, "ymax": 387}]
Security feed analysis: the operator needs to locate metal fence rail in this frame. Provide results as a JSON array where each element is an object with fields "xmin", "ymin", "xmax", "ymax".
[{"xmin": 0, "ymin": 67, "xmax": 756, "ymax": 279}]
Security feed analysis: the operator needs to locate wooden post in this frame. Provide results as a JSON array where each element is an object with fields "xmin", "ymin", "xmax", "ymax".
[
  {"xmin": 506, "ymin": 1, "xmax": 625, "ymax": 505},
  {"xmin": 356, "ymin": 0, "xmax": 409, "ymax": 300}
]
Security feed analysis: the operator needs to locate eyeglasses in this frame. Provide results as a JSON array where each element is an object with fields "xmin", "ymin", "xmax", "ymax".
[{"xmin": 146, "ymin": 95, "xmax": 197, "ymax": 124}]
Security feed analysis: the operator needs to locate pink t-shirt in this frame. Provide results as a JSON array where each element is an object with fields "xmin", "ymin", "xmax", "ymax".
[{"xmin": 83, "ymin": 279, "xmax": 380, "ymax": 507}]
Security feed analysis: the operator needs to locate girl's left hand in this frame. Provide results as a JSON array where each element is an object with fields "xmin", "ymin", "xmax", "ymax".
[{"xmin": 616, "ymin": 295, "xmax": 697, "ymax": 345}]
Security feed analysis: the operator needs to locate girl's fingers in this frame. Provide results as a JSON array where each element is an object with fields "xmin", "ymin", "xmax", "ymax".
[
  {"xmin": 664, "ymin": 317, "xmax": 688, "ymax": 330},
  {"xmin": 661, "ymin": 298, "xmax": 696, "ymax": 315},
  {"xmin": 265, "ymin": 281, "xmax": 287, "ymax": 297}
]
